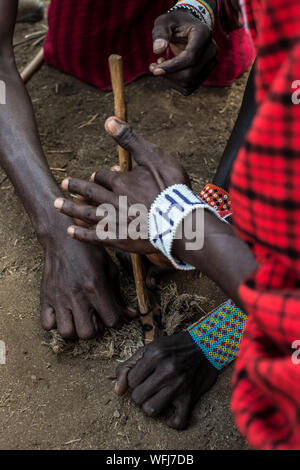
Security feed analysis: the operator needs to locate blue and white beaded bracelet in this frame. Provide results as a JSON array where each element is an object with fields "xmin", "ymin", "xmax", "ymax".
[
  {"xmin": 148, "ymin": 184, "xmax": 226, "ymax": 270},
  {"xmin": 187, "ymin": 300, "xmax": 248, "ymax": 370},
  {"xmin": 168, "ymin": 0, "xmax": 215, "ymax": 29}
]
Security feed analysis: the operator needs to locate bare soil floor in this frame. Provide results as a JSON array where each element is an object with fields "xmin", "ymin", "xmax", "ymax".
[{"xmin": 0, "ymin": 6, "xmax": 249, "ymax": 450}]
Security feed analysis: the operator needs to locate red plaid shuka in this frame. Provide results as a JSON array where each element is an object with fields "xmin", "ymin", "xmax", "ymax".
[
  {"xmin": 230, "ymin": 0, "xmax": 300, "ymax": 450},
  {"xmin": 43, "ymin": 0, "xmax": 254, "ymax": 90}
]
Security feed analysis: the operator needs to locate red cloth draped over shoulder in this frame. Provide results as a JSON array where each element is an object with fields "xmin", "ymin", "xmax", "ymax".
[
  {"xmin": 230, "ymin": 0, "xmax": 300, "ymax": 450},
  {"xmin": 43, "ymin": 0, "xmax": 255, "ymax": 90}
]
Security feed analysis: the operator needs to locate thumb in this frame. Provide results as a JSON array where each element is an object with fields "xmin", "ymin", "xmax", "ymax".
[
  {"xmin": 152, "ymin": 14, "xmax": 172, "ymax": 54},
  {"xmin": 166, "ymin": 393, "xmax": 192, "ymax": 430},
  {"xmin": 115, "ymin": 348, "xmax": 145, "ymax": 395},
  {"xmin": 104, "ymin": 117, "xmax": 153, "ymax": 166}
]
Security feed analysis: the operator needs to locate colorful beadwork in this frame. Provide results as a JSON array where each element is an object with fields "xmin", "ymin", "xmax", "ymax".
[
  {"xmin": 168, "ymin": 0, "xmax": 215, "ymax": 29},
  {"xmin": 187, "ymin": 300, "xmax": 247, "ymax": 370},
  {"xmin": 200, "ymin": 183, "xmax": 231, "ymax": 212}
]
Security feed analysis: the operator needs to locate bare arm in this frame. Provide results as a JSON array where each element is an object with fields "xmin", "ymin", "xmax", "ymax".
[
  {"xmin": 0, "ymin": 0, "xmax": 64, "ymax": 243},
  {"xmin": 0, "ymin": 2, "xmax": 133, "ymax": 339}
]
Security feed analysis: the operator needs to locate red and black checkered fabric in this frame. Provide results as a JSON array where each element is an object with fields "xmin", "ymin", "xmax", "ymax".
[{"xmin": 230, "ymin": 0, "xmax": 300, "ymax": 450}]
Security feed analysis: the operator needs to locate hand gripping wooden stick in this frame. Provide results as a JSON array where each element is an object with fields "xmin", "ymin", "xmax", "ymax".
[{"xmin": 108, "ymin": 54, "xmax": 157, "ymax": 344}]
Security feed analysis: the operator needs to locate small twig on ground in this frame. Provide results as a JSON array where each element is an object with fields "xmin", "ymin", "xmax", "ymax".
[
  {"xmin": 64, "ymin": 439, "xmax": 81, "ymax": 446},
  {"xmin": 47, "ymin": 150, "xmax": 72, "ymax": 154},
  {"xmin": 14, "ymin": 31, "xmax": 47, "ymax": 49},
  {"xmin": 50, "ymin": 167, "xmax": 67, "ymax": 172},
  {"xmin": 78, "ymin": 114, "xmax": 99, "ymax": 129}
]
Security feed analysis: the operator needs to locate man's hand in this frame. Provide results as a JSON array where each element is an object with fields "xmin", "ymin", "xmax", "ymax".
[
  {"xmin": 150, "ymin": 10, "xmax": 218, "ymax": 95},
  {"xmin": 115, "ymin": 332, "xmax": 218, "ymax": 429},
  {"xmin": 40, "ymin": 221, "xmax": 137, "ymax": 339},
  {"xmin": 54, "ymin": 117, "xmax": 190, "ymax": 254}
]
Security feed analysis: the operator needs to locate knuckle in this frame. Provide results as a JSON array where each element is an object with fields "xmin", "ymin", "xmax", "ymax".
[
  {"xmin": 164, "ymin": 359, "xmax": 177, "ymax": 376},
  {"xmin": 116, "ymin": 126, "xmax": 137, "ymax": 150},
  {"xmin": 153, "ymin": 15, "xmax": 167, "ymax": 29},
  {"xmin": 84, "ymin": 207, "xmax": 94, "ymax": 219},
  {"xmin": 85, "ymin": 184, "xmax": 94, "ymax": 199},
  {"xmin": 147, "ymin": 346, "xmax": 164, "ymax": 362},
  {"xmin": 84, "ymin": 279, "xmax": 97, "ymax": 293},
  {"xmin": 70, "ymin": 179, "xmax": 80, "ymax": 193},
  {"xmin": 108, "ymin": 172, "xmax": 119, "ymax": 189}
]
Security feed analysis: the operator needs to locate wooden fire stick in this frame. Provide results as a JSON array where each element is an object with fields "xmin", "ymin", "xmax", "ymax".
[{"xmin": 108, "ymin": 54, "xmax": 157, "ymax": 344}]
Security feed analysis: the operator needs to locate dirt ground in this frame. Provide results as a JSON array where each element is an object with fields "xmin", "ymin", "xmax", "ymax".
[{"xmin": 0, "ymin": 4, "xmax": 250, "ymax": 450}]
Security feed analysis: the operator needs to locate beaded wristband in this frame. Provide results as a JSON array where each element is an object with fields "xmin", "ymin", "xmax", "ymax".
[
  {"xmin": 187, "ymin": 300, "xmax": 247, "ymax": 370},
  {"xmin": 168, "ymin": 0, "xmax": 215, "ymax": 29},
  {"xmin": 200, "ymin": 183, "xmax": 231, "ymax": 211},
  {"xmin": 148, "ymin": 184, "xmax": 226, "ymax": 271}
]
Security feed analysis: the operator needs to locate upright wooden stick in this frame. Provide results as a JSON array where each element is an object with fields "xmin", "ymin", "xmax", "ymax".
[{"xmin": 108, "ymin": 55, "xmax": 156, "ymax": 343}]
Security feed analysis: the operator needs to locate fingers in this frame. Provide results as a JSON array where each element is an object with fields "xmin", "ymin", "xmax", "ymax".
[
  {"xmin": 159, "ymin": 48, "xmax": 218, "ymax": 95},
  {"xmin": 107, "ymin": 256, "xmax": 138, "ymax": 319},
  {"xmin": 105, "ymin": 117, "xmax": 156, "ymax": 166},
  {"xmin": 152, "ymin": 14, "xmax": 172, "ymax": 53},
  {"xmin": 115, "ymin": 348, "xmax": 145, "ymax": 396},
  {"xmin": 142, "ymin": 386, "xmax": 176, "ymax": 417},
  {"xmin": 61, "ymin": 178, "xmax": 115, "ymax": 205},
  {"xmin": 55, "ymin": 306, "xmax": 77, "ymax": 339},
  {"xmin": 55, "ymin": 198, "xmax": 98, "ymax": 225},
  {"xmin": 149, "ymin": 58, "xmax": 167, "ymax": 76},
  {"xmin": 71, "ymin": 300, "xmax": 98, "ymax": 340},
  {"xmin": 127, "ymin": 354, "xmax": 155, "ymax": 389},
  {"xmin": 131, "ymin": 372, "xmax": 167, "ymax": 405},
  {"xmin": 151, "ymin": 25, "xmax": 211, "ymax": 75},
  {"xmin": 145, "ymin": 263, "xmax": 174, "ymax": 290},
  {"xmin": 67, "ymin": 226, "xmax": 100, "ymax": 244},
  {"xmin": 92, "ymin": 169, "xmax": 119, "ymax": 190},
  {"xmin": 40, "ymin": 303, "xmax": 56, "ymax": 331},
  {"xmin": 115, "ymin": 365, "xmax": 131, "ymax": 396},
  {"xmin": 92, "ymin": 312, "xmax": 105, "ymax": 337},
  {"xmin": 166, "ymin": 392, "xmax": 192, "ymax": 430},
  {"xmin": 88, "ymin": 285, "xmax": 123, "ymax": 329}
]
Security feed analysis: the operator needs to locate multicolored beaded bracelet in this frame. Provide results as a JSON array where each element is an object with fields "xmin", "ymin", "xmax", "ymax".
[
  {"xmin": 187, "ymin": 299, "xmax": 247, "ymax": 370},
  {"xmin": 168, "ymin": 0, "xmax": 215, "ymax": 29},
  {"xmin": 200, "ymin": 183, "xmax": 231, "ymax": 211}
]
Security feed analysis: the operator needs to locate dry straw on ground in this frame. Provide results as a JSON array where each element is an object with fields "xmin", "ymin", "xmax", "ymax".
[{"xmin": 44, "ymin": 279, "xmax": 209, "ymax": 362}]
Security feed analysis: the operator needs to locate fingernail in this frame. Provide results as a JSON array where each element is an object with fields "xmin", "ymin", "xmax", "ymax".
[
  {"xmin": 153, "ymin": 39, "xmax": 167, "ymax": 53},
  {"xmin": 91, "ymin": 172, "xmax": 96, "ymax": 182},
  {"xmin": 111, "ymin": 165, "xmax": 120, "ymax": 172},
  {"xmin": 61, "ymin": 178, "xmax": 70, "ymax": 190},
  {"xmin": 54, "ymin": 198, "xmax": 64, "ymax": 210},
  {"xmin": 105, "ymin": 117, "xmax": 124, "ymax": 135},
  {"xmin": 152, "ymin": 68, "xmax": 166, "ymax": 76},
  {"xmin": 67, "ymin": 226, "xmax": 75, "ymax": 237}
]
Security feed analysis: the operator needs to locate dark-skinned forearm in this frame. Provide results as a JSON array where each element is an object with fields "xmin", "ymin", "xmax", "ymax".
[
  {"xmin": 173, "ymin": 210, "xmax": 258, "ymax": 309},
  {"xmin": 0, "ymin": 1, "xmax": 65, "ymax": 244}
]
